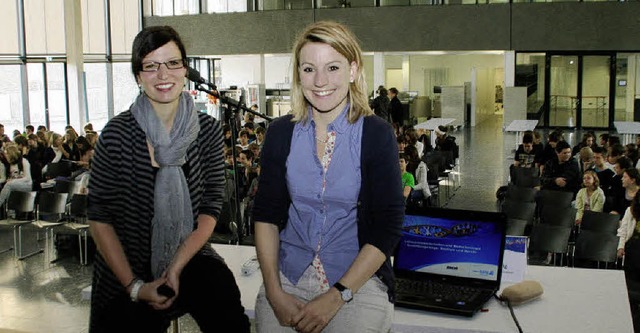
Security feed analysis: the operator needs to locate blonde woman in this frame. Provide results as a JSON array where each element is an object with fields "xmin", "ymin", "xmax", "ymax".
[
  {"xmin": 0, "ymin": 144, "xmax": 32, "ymax": 206},
  {"xmin": 253, "ymin": 21, "xmax": 404, "ymax": 333}
]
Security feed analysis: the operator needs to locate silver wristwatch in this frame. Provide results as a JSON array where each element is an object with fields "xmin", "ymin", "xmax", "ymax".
[{"xmin": 333, "ymin": 282, "xmax": 353, "ymax": 303}]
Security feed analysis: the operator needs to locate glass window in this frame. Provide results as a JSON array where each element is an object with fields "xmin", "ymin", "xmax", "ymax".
[
  {"xmin": 0, "ymin": 0, "xmax": 19, "ymax": 54},
  {"xmin": 615, "ymin": 53, "xmax": 639, "ymax": 123},
  {"xmin": 82, "ymin": 0, "xmax": 106, "ymax": 54},
  {"xmin": 112, "ymin": 62, "xmax": 139, "ymax": 117},
  {"xmin": 110, "ymin": 0, "xmax": 140, "ymax": 54},
  {"xmin": 27, "ymin": 63, "xmax": 46, "ymax": 130},
  {"xmin": 0, "ymin": 65, "xmax": 25, "ymax": 133},
  {"xmin": 84, "ymin": 63, "xmax": 109, "ymax": 132},
  {"xmin": 47, "ymin": 63, "xmax": 68, "ymax": 134},
  {"xmin": 206, "ymin": 0, "xmax": 248, "ymax": 13},
  {"xmin": 259, "ymin": 0, "xmax": 313, "ymax": 10},
  {"xmin": 153, "ymin": 0, "xmax": 174, "ymax": 16},
  {"xmin": 516, "ymin": 53, "xmax": 546, "ymax": 124},
  {"xmin": 24, "ymin": 0, "xmax": 65, "ymax": 55},
  {"xmin": 174, "ymin": 0, "xmax": 199, "ymax": 15}
]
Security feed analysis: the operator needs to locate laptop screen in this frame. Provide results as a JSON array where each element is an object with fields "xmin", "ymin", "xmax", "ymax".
[{"xmin": 396, "ymin": 210, "xmax": 506, "ymax": 282}]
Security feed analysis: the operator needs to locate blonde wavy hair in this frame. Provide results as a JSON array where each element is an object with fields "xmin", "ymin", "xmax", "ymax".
[{"xmin": 290, "ymin": 21, "xmax": 371, "ymax": 124}]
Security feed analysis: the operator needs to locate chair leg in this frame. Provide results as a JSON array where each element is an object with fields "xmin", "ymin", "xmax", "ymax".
[{"xmin": 15, "ymin": 225, "xmax": 43, "ymax": 260}]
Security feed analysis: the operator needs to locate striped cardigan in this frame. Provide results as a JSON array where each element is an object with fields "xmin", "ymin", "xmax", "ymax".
[{"xmin": 87, "ymin": 110, "xmax": 225, "ymax": 324}]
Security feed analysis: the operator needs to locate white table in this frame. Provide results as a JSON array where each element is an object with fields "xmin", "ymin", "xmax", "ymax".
[
  {"xmin": 504, "ymin": 120, "xmax": 538, "ymax": 150},
  {"xmin": 614, "ymin": 121, "xmax": 640, "ymax": 145},
  {"xmin": 213, "ymin": 244, "xmax": 634, "ymax": 333},
  {"xmin": 415, "ymin": 118, "xmax": 456, "ymax": 148}
]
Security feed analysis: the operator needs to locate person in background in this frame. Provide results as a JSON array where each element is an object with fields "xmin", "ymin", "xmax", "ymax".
[
  {"xmin": 0, "ymin": 144, "xmax": 33, "ymax": 206},
  {"xmin": 84, "ymin": 123, "xmax": 94, "ymax": 135},
  {"xmin": 572, "ymin": 132, "xmax": 596, "ymax": 157},
  {"xmin": 540, "ymin": 140, "xmax": 580, "ymax": 194},
  {"xmin": 599, "ymin": 133, "xmax": 610, "ymax": 150},
  {"xmin": 590, "ymin": 146, "xmax": 615, "ymax": 194},
  {"xmin": 87, "ymin": 25, "xmax": 249, "ymax": 333},
  {"xmin": 609, "ymin": 166, "xmax": 639, "ymax": 216},
  {"xmin": 370, "ymin": 86, "xmax": 390, "ymax": 122},
  {"xmin": 536, "ymin": 131, "xmax": 563, "ymax": 174},
  {"xmin": 85, "ymin": 132, "xmax": 98, "ymax": 148},
  {"xmin": 62, "ymin": 128, "xmax": 81, "ymax": 161},
  {"xmin": 616, "ymin": 194, "xmax": 640, "ymax": 281},
  {"xmin": 608, "ymin": 143, "xmax": 625, "ymax": 166},
  {"xmin": 236, "ymin": 129, "xmax": 250, "ymax": 151},
  {"xmin": 37, "ymin": 125, "xmax": 47, "ymax": 133},
  {"xmin": 399, "ymin": 153, "xmax": 415, "ymax": 201},
  {"xmin": 253, "ymin": 21, "xmax": 404, "ymax": 333},
  {"xmin": 576, "ymin": 147, "xmax": 594, "ymax": 176},
  {"xmin": 574, "ymin": 170, "xmax": 605, "ymax": 225},
  {"xmin": 25, "ymin": 125, "xmax": 34, "ymax": 136},
  {"xmin": 0, "ymin": 124, "xmax": 10, "ymax": 145},
  {"xmin": 388, "ymin": 87, "xmax": 403, "ymax": 128},
  {"xmin": 254, "ymin": 126, "xmax": 266, "ymax": 147}
]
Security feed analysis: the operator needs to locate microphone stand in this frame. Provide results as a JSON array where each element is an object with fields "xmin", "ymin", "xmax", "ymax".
[{"xmin": 193, "ymin": 84, "xmax": 273, "ymax": 245}]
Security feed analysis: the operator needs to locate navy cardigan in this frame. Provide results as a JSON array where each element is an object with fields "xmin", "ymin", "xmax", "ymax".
[{"xmin": 252, "ymin": 114, "xmax": 405, "ymax": 302}]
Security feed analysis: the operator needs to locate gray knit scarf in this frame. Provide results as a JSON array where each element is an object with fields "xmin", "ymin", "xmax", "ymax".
[{"xmin": 131, "ymin": 91, "xmax": 200, "ymax": 278}]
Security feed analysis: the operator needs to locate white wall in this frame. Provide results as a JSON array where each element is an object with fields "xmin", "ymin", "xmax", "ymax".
[
  {"xmin": 408, "ymin": 54, "xmax": 503, "ymax": 97},
  {"xmin": 264, "ymin": 54, "xmax": 291, "ymax": 89},
  {"xmin": 218, "ymin": 55, "xmax": 261, "ymax": 89}
]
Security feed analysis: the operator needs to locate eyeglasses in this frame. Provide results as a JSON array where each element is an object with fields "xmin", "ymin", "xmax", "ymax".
[{"xmin": 140, "ymin": 59, "xmax": 185, "ymax": 72}]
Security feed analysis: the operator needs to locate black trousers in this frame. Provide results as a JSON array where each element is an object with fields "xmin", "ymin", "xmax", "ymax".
[{"xmin": 90, "ymin": 253, "xmax": 250, "ymax": 333}]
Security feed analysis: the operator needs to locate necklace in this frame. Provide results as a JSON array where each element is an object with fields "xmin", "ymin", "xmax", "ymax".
[{"xmin": 316, "ymin": 136, "xmax": 328, "ymax": 144}]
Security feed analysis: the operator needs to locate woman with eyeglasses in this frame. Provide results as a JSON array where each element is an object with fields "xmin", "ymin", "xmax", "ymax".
[{"xmin": 87, "ymin": 26, "xmax": 249, "ymax": 332}]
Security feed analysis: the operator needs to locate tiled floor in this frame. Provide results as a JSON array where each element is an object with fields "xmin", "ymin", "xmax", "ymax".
[{"xmin": 0, "ymin": 114, "xmax": 626, "ymax": 332}]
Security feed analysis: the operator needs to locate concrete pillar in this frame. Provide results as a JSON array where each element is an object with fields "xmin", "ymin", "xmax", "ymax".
[
  {"xmin": 64, "ymin": 0, "xmax": 87, "ymax": 130},
  {"xmin": 373, "ymin": 52, "xmax": 385, "ymax": 94},
  {"xmin": 504, "ymin": 51, "xmax": 515, "ymax": 87}
]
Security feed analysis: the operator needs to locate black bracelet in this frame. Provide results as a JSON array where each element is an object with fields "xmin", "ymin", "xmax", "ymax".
[{"xmin": 125, "ymin": 277, "xmax": 137, "ymax": 289}]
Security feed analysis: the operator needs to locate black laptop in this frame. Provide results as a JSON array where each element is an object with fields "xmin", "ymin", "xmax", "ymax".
[{"xmin": 394, "ymin": 207, "xmax": 507, "ymax": 317}]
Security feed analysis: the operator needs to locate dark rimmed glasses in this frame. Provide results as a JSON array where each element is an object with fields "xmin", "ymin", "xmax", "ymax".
[{"xmin": 140, "ymin": 59, "xmax": 185, "ymax": 72}]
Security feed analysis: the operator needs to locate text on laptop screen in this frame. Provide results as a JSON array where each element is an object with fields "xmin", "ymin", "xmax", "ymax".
[{"xmin": 397, "ymin": 214, "xmax": 503, "ymax": 281}]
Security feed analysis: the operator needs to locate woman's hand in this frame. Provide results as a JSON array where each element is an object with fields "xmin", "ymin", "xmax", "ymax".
[
  {"xmin": 135, "ymin": 278, "xmax": 173, "ymax": 310},
  {"xmin": 161, "ymin": 265, "xmax": 182, "ymax": 304},
  {"xmin": 292, "ymin": 288, "xmax": 343, "ymax": 333},
  {"xmin": 575, "ymin": 219, "xmax": 581, "ymax": 225},
  {"xmin": 266, "ymin": 288, "xmax": 305, "ymax": 327},
  {"xmin": 618, "ymin": 248, "xmax": 625, "ymax": 258}
]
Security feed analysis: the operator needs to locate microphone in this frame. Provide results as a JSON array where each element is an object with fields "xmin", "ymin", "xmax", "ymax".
[{"xmin": 186, "ymin": 66, "xmax": 217, "ymax": 90}]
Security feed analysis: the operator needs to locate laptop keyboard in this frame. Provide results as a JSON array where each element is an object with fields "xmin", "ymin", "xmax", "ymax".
[{"xmin": 396, "ymin": 278, "xmax": 487, "ymax": 303}]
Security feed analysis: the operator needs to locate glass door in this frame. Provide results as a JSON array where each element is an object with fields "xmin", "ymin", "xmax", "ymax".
[
  {"xmin": 549, "ymin": 56, "xmax": 579, "ymax": 127},
  {"xmin": 581, "ymin": 56, "xmax": 610, "ymax": 128}
]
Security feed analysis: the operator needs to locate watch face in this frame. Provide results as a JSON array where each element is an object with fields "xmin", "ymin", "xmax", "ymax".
[{"xmin": 341, "ymin": 289, "xmax": 353, "ymax": 302}]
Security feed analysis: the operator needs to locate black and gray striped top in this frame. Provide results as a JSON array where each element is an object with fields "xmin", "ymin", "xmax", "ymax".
[{"xmin": 87, "ymin": 110, "xmax": 225, "ymax": 321}]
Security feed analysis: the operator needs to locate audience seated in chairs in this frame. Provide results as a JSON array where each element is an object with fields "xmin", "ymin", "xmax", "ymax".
[
  {"xmin": 0, "ymin": 144, "xmax": 33, "ymax": 207},
  {"xmin": 537, "ymin": 130, "xmax": 564, "ymax": 174}
]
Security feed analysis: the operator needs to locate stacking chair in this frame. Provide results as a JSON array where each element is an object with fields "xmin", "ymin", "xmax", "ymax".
[
  {"xmin": 54, "ymin": 180, "xmax": 81, "ymax": 196},
  {"xmin": 0, "ymin": 191, "xmax": 37, "ymax": 258},
  {"xmin": 506, "ymin": 218, "xmax": 528, "ymax": 236},
  {"xmin": 573, "ymin": 230, "xmax": 619, "ymax": 269},
  {"xmin": 512, "ymin": 167, "xmax": 540, "ymax": 188},
  {"xmin": 44, "ymin": 161, "xmax": 73, "ymax": 179},
  {"xmin": 539, "ymin": 190, "xmax": 574, "ymax": 209},
  {"xmin": 505, "ymin": 185, "xmax": 537, "ymax": 203},
  {"xmin": 31, "ymin": 192, "xmax": 68, "ymax": 263},
  {"xmin": 539, "ymin": 205, "xmax": 576, "ymax": 228},
  {"xmin": 580, "ymin": 210, "xmax": 620, "ymax": 235},
  {"xmin": 55, "ymin": 194, "xmax": 91, "ymax": 265},
  {"xmin": 528, "ymin": 224, "xmax": 572, "ymax": 266},
  {"xmin": 501, "ymin": 200, "xmax": 536, "ymax": 226}
]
